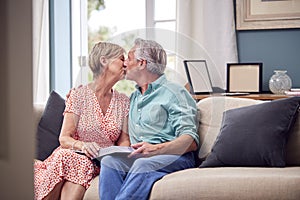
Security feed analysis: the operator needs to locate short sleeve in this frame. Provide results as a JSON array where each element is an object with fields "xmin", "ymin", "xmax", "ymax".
[{"xmin": 64, "ymin": 89, "xmax": 82, "ymax": 116}]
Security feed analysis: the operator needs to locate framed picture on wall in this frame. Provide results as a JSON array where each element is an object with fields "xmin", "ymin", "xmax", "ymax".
[
  {"xmin": 227, "ymin": 63, "xmax": 263, "ymax": 93},
  {"xmin": 236, "ymin": 0, "xmax": 300, "ymax": 30}
]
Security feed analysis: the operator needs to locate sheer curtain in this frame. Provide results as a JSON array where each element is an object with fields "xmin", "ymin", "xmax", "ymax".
[
  {"xmin": 33, "ymin": 0, "xmax": 49, "ymax": 104},
  {"xmin": 71, "ymin": 0, "xmax": 91, "ymax": 88},
  {"xmin": 177, "ymin": 0, "xmax": 238, "ymax": 89}
]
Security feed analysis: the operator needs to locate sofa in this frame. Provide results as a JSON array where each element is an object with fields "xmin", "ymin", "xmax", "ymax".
[{"xmin": 34, "ymin": 95, "xmax": 300, "ymax": 200}]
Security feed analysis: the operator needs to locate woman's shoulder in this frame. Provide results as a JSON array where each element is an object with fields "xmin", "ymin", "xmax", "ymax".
[
  {"xmin": 68, "ymin": 85, "xmax": 93, "ymax": 103},
  {"xmin": 114, "ymin": 90, "xmax": 130, "ymax": 102},
  {"xmin": 113, "ymin": 90, "xmax": 130, "ymax": 114},
  {"xmin": 71, "ymin": 85, "xmax": 90, "ymax": 95}
]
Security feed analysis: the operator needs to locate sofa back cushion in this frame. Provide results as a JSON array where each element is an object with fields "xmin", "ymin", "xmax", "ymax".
[
  {"xmin": 35, "ymin": 91, "xmax": 65, "ymax": 161},
  {"xmin": 197, "ymin": 96, "xmax": 300, "ymax": 166}
]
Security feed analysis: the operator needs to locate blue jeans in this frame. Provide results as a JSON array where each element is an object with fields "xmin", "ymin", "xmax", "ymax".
[{"xmin": 99, "ymin": 152, "xmax": 196, "ymax": 200}]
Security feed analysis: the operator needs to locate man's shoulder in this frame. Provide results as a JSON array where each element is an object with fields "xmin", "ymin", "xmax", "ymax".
[
  {"xmin": 162, "ymin": 81, "xmax": 196, "ymax": 105},
  {"xmin": 163, "ymin": 80, "xmax": 183, "ymax": 89},
  {"xmin": 162, "ymin": 81, "xmax": 190, "ymax": 95}
]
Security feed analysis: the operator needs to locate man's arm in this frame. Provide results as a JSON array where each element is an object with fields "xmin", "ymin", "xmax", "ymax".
[{"xmin": 129, "ymin": 134, "xmax": 197, "ymax": 157}]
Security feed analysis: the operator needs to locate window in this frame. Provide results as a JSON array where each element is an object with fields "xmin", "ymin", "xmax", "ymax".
[
  {"xmin": 147, "ymin": 0, "xmax": 177, "ymax": 83},
  {"xmin": 71, "ymin": 0, "xmax": 177, "ymax": 96},
  {"xmin": 35, "ymin": 0, "xmax": 178, "ymax": 103}
]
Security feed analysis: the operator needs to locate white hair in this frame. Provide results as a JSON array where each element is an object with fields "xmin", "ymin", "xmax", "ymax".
[{"xmin": 134, "ymin": 38, "xmax": 167, "ymax": 75}]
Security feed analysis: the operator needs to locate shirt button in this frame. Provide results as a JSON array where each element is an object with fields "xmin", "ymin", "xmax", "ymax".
[{"xmin": 138, "ymin": 109, "xmax": 141, "ymax": 112}]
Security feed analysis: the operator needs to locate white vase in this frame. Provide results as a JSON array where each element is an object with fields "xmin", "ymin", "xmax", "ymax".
[{"xmin": 269, "ymin": 70, "xmax": 292, "ymax": 94}]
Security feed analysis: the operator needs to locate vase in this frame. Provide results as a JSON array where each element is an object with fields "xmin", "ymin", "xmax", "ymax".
[{"xmin": 269, "ymin": 70, "xmax": 292, "ymax": 94}]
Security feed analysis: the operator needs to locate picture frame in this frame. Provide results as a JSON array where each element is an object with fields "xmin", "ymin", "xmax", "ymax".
[
  {"xmin": 183, "ymin": 60, "xmax": 213, "ymax": 95},
  {"xmin": 236, "ymin": 0, "xmax": 300, "ymax": 30},
  {"xmin": 227, "ymin": 63, "xmax": 262, "ymax": 93}
]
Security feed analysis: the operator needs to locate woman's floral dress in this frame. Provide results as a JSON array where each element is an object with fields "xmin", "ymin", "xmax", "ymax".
[{"xmin": 34, "ymin": 85, "xmax": 130, "ymax": 200}]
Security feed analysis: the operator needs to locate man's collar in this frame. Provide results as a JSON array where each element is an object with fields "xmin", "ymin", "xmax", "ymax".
[{"xmin": 135, "ymin": 74, "xmax": 166, "ymax": 94}]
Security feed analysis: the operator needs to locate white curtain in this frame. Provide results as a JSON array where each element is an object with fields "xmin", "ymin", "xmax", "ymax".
[
  {"xmin": 33, "ymin": 0, "xmax": 49, "ymax": 104},
  {"xmin": 177, "ymin": 0, "xmax": 238, "ymax": 89},
  {"xmin": 71, "ymin": 0, "xmax": 91, "ymax": 88}
]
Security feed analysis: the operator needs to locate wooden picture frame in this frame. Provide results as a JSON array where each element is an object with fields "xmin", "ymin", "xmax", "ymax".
[
  {"xmin": 183, "ymin": 60, "xmax": 213, "ymax": 95},
  {"xmin": 227, "ymin": 63, "xmax": 262, "ymax": 93},
  {"xmin": 236, "ymin": 0, "xmax": 300, "ymax": 30}
]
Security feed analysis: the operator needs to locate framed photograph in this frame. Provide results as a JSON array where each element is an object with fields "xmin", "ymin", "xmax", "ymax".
[
  {"xmin": 227, "ymin": 63, "xmax": 262, "ymax": 93},
  {"xmin": 183, "ymin": 60, "xmax": 213, "ymax": 94},
  {"xmin": 236, "ymin": 0, "xmax": 300, "ymax": 30}
]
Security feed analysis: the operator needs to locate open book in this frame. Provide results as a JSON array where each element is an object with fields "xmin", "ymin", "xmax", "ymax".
[{"xmin": 93, "ymin": 146, "xmax": 134, "ymax": 161}]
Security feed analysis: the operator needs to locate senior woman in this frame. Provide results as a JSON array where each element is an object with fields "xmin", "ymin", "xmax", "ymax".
[{"xmin": 34, "ymin": 42, "xmax": 130, "ymax": 200}]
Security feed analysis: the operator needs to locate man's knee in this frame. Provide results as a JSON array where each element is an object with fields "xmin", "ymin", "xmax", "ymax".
[
  {"xmin": 131, "ymin": 157, "xmax": 163, "ymax": 173},
  {"xmin": 101, "ymin": 155, "xmax": 118, "ymax": 168},
  {"xmin": 101, "ymin": 155, "xmax": 131, "ymax": 172}
]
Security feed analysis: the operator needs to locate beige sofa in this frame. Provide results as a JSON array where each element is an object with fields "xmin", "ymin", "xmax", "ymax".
[{"xmin": 34, "ymin": 96, "xmax": 300, "ymax": 200}]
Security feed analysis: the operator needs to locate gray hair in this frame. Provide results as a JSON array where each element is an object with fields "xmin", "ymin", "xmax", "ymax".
[
  {"xmin": 134, "ymin": 38, "xmax": 167, "ymax": 75},
  {"xmin": 89, "ymin": 41, "xmax": 125, "ymax": 79}
]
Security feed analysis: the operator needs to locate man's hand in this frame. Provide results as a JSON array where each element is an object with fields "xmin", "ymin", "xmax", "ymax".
[{"xmin": 129, "ymin": 142, "xmax": 163, "ymax": 158}]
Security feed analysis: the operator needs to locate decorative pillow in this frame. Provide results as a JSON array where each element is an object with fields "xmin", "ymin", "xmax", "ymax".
[
  {"xmin": 199, "ymin": 97, "xmax": 300, "ymax": 168},
  {"xmin": 36, "ymin": 91, "xmax": 65, "ymax": 161}
]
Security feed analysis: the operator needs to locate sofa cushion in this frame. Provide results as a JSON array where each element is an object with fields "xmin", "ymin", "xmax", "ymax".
[
  {"xmin": 199, "ymin": 97, "xmax": 300, "ymax": 167},
  {"xmin": 83, "ymin": 176, "xmax": 100, "ymax": 200},
  {"xmin": 149, "ymin": 167, "xmax": 300, "ymax": 200},
  {"xmin": 36, "ymin": 91, "xmax": 65, "ymax": 161}
]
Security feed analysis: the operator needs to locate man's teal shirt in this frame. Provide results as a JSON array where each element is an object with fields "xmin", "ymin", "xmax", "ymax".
[{"xmin": 128, "ymin": 74, "xmax": 199, "ymax": 146}]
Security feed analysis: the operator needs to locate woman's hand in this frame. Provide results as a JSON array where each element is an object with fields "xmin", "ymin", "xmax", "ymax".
[{"xmin": 81, "ymin": 142, "xmax": 100, "ymax": 159}]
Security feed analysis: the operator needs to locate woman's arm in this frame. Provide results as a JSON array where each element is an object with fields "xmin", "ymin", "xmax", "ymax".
[
  {"xmin": 59, "ymin": 112, "xmax": 100, "ymax": 158},
  {"xmin": 59, "ymin": 112, "xmax": 80, "ymax": 149}
]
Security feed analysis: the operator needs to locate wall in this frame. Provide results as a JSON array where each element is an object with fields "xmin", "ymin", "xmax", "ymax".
[
  {"xmin": 0, "ymin": 0, "xmax": 34, "ymax": 199},
  {"xmin": 237, "ymin": 29, "xmax": 300, "ymax": 92}
]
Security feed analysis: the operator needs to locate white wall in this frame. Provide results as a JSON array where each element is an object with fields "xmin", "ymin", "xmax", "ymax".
[{"xmin": 0, "ymin": 0, "xmax": 34, "ymax": 199}]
